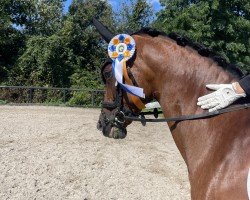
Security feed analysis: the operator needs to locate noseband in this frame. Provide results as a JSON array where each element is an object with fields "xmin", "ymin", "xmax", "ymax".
[
  {"xmin": 102, "ymin": 85, "xmax": 122, "ymax": 110},
  {"xmin": 101, "ymin": 82, "xmax": 128, "ymax": 128}
]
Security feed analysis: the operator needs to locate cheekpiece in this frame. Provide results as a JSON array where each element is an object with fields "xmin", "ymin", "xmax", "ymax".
[{"xmin": 108, "ymin": 34, "xmax": 136, "ymax": 61}]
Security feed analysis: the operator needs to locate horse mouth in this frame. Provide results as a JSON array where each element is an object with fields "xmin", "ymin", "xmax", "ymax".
[
  {"xmin": 109, "ymin": 126, "xmax": 127, "ymax": 139},
  {"xmin": 97, "ymin": 119, "xmax": 127, "ymax": 139}
]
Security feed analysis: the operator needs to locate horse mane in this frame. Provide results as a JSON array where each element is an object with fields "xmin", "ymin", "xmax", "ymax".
[{"xmin": 133, "ymin": 28, "xmax": 244, "ymax": 79}]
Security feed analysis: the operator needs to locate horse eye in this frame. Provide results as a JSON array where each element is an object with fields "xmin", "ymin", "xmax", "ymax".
[{"xmin": 103, "ymin": 71, "xmax": 113, "ymax": 80}]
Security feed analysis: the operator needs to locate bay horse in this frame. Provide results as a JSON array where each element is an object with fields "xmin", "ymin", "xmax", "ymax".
[{"xmin": 94, "ymin": 19, "xmax": 250, "ymax": 199}]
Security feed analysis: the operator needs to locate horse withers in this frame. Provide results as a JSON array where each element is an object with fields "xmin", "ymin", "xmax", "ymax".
[{"xmin": 94, "ymin": 18, "xmax": 250, "ymax": 199}]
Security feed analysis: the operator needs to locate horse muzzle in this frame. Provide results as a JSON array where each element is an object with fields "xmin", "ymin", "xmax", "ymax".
[{"xmin": 97, "ymin": 111, "xmax": 127, "ymax": 139}]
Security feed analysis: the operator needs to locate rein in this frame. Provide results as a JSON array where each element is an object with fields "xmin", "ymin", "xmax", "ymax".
[{"xmin": 124, "ymin": 103, "xmax": 250, "ymax": 126}]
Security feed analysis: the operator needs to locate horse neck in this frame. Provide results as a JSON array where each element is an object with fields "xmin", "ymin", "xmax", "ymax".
[
  {"xmin": 136, "ymin": 35, "xmax": 241, "ymax": 173},
  {"xmin": 135, "ymin": 35, "xmax": 237, "ymax": 114}
]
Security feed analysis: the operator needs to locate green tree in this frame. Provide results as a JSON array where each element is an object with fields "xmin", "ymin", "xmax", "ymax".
[
  {"xmin": 10, "ymin": 35, "xmax": 74, "ymax": 87},
  {"xmin": 1, "ymin": 0, "xmax": 65, "ymax": 35},
  {"xmin": 0, "ymin": 0, "xmax": 11, "ymax": 28},
  {"xmin": 0, "ymin": 27, "xmax": 25, "ymax": 83},
  {"xmin": 155, "ymin": 0, "xmax": 250, "ymax": 73},
  {"xmin": 9, "ymin": 0, "xmax": 113, "ymax": 89},
  {"xmin": 0, "ymin": 0, "xmax": 65, "ymax": 84},
  {"xmin": 26, "ymin": 0, "xmax": 65, "ymax": 36},
  {"xmin": 115, "ymin": 0, "xmax": 154, "ymax": 32},
  {"xmin": 0, "ymin": 0, "xmax": 26, "ymax": 83},
  {"xmin": 65, "ymin": 0, "xmax": 113, "ymax": 89}
]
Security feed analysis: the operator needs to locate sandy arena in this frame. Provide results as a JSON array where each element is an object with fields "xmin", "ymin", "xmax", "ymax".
[{"xmin": 0, "ymin": 106, "xmax": 190, "ymax": 200}]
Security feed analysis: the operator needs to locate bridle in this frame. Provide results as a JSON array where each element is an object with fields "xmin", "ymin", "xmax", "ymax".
[
  {"xmin": 101, "ymin": 59, "xmax": 144, "ymax": 128},
  {"xmin": 101, "ymin": 61, "xmax": 250, "ymax": 127}
]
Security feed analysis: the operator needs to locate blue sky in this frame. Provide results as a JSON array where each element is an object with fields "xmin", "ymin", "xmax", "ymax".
[{"xmin": 63, "ymin": 0, "xmax": 162, "ymax": 13}]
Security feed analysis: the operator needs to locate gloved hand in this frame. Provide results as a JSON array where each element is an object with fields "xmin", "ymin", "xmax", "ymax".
[{"xmin": 197, "ymin": 83, "xmax": 246, "ymax": 112}]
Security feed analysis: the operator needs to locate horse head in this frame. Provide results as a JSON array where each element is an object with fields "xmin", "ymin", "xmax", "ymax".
[{"xmin": 93, "ymin": 18, "xmax": 155, "ymax": 139}]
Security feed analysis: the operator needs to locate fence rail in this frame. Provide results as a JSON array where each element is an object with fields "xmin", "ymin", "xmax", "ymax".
[{"xmin": 0, "ymin": 86, "xmax": 105, "ymax": 107}]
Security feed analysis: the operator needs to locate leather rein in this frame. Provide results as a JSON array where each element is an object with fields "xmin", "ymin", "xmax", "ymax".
[{"xmin": 125, "ymin": 103, "xmax": 250, "ymax": 126}]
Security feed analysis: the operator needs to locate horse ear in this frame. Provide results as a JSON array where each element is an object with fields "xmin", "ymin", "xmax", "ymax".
[{"xmin": 92, "ymin": 18, "xmax": 115, "ymax": 43}]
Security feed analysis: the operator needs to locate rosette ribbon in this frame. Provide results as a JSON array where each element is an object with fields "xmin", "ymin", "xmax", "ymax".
[{"xmin": 108, "ymin": 34, "xmax": 145, "ymax": 98}]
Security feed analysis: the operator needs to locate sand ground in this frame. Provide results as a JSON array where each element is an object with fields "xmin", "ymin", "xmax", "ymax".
[{"xmin": 0, "ymin": 106, "xmax": 190, "ymax": 200}]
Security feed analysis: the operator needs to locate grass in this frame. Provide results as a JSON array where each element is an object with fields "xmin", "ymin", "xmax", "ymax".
[{"xmin": 0, "ymin": 100, "xmax": 7, "ymax": 105}]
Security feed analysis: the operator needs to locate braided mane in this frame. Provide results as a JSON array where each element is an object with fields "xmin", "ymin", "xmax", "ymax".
[{"xmin": 133, "ymin": 28, "xmax": 244, "ymax": 79}]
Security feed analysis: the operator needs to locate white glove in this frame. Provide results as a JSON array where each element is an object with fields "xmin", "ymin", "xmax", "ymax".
[{"xmin": 197, "ymin": 84, "xmax": 246, "ymax": 112}]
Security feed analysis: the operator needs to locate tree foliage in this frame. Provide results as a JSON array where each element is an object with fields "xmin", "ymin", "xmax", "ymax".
[
  {"xmin": 0, "ymin": 0, "xmax": 65, "ymax": 84},
  {"xmin": 1, "ymin": 0, "xmax": 249, "ymax": 99},
  {"xmin": 1, "ymin": 0, "xmax": 153, "ymax": 90},
  {"xmin": 0, "ymin": 27, "xmax": 25, "ymax": 83},
  {"xmin": 114, "ymin": 0, "xmax": 154, "ymax": 32},
  {"xmin": 10, "ymin": 35, "xmax": 74, "ymax": 87},
  {"xmin": 155, "ymin": 0, "xmax": 250, "ymax": 73},
  {"xmin": 7, "ymin": 0, "xmax": 113, "ymax": 89}
]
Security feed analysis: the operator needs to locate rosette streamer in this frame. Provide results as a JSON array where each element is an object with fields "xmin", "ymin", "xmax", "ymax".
[{"xmin": 108, "ymin": 34, "xmax": 145, "ymax": 98}]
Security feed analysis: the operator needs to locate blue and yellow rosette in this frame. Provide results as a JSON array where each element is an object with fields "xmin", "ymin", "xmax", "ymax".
[
  {"xmin": 108, "ymin": 34, "xmax": 145, "ymax": 98},
  {"xmin": 108, "ymin": 34, "xmax": 136, "ymax": 61}
]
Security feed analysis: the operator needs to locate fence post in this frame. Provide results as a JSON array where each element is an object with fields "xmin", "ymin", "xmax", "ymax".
[
  {"xmin": 63, "ymin": 89, "xmax": 66, "ymax": 104},
  {"xmin": 91, "ymin": 90, "xmax": 94, "ymax": 107},
  {"xmin": 28, "ymin": 88, "xmax": 34, "ymax": 103}
]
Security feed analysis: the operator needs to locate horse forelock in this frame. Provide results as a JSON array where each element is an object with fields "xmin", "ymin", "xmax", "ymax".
[{"xmin": 133, "ymin": 28, "xmax": 245, "ymax": 80}]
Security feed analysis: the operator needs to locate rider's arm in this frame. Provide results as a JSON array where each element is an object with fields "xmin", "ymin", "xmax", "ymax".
[
  {"xmin": 233, "ymin": 82, "xmax": 246, "ymax": 94},
  {"xmin": 239, "ymin": 75, "xmax": 250, "ymax": 96}
]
